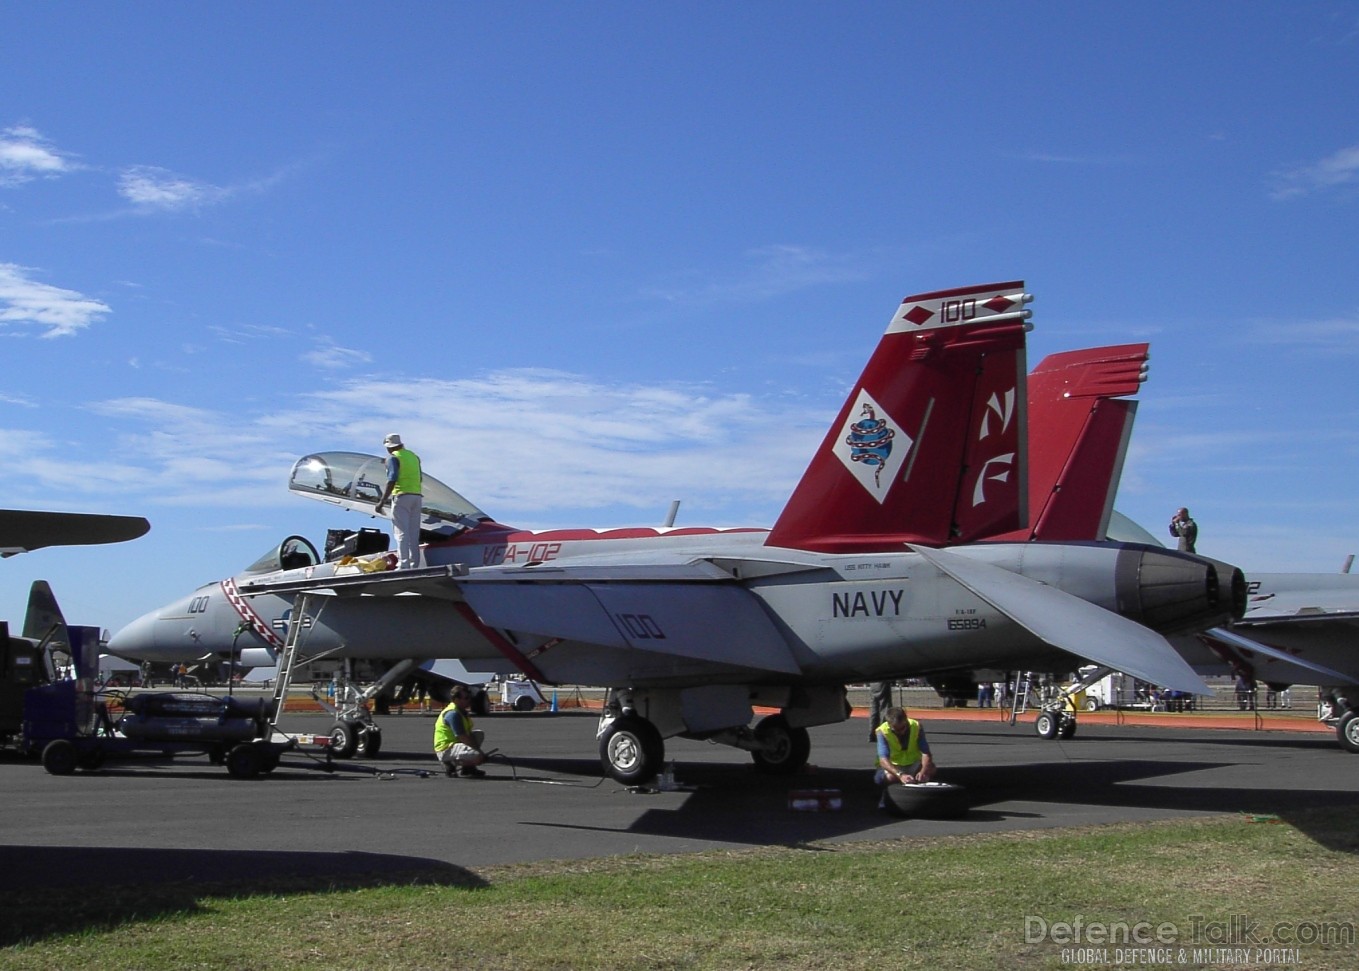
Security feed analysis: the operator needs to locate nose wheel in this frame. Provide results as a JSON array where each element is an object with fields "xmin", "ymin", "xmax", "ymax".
[
  {"xmin": 598, "ymin": 714, "xmax": 665, "ymax": 784},
  {"xmin": 1035, "ymin": 709, "xmax": 1076, "ymax": 740}
]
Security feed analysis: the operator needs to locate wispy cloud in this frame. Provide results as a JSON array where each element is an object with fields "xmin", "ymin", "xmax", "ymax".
[
  {"xmin": 208, "ymin": 323, "xmax": 292, "ymax": 346},
  {"xmin": 9, "ymin": 371, "xmax": 826, "ymax": 522},
  {"xmin": 0, "ymin": 263, "xmax": 111, "ymax": 338},
  {"xmin": 115, "ymin": 160, "xmax": 298, "ymax": 214},
  {"xmin": 117, "ymin": 165, "xmax": 231, "ymax": 212},
  {"xmin": 1017, "ymin": 151, "xmax": 1137, "ymax": 165},
  {"xmin": 0, "ymin": 125, "xmax": 77, "ymax": 187},
  {"xmin": 293, "ymin": 370, "xmax": 822, "ymax": 516},
  {"xmin": 1245, "ymin": 314, "xmax": 1359, "ymax": 352},
  {"xmin": 1271, "ymin": 144, "xmax": 1359, "ymax": 200},
  {"xmin": 303, "ymin": 340, "xmax": 373, "ymax": 370},
  {"xmin": 641, "ymin": 245, "xmax": 872, "ymax": 305}
]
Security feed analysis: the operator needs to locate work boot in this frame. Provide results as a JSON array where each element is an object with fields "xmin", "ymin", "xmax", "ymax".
[
  {"xmin": 444, "ymin": 763, "xmax": 457, "ymax": 778},
  {"xmin": 458, "ymin": 765, "xmax": 486, "ymax": 778}
]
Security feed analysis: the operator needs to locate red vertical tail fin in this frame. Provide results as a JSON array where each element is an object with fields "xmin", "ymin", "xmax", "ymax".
[
  {"xmin": 993, "ymin": 343, "xmax": 1149, "ymax": 542},
  {"xmin": 765, "ymin": 282, "xmax": 1032, "ymax": 553}
]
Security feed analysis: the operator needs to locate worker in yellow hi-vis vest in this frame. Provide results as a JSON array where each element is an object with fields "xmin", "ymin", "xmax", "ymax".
[
  {"xmin": 873, "ymin": 706, "xmax": 937, "ymax": 808},
  {"xmin": 374, "ymin": 432, "xmax": 424, "ymax": 570},
  {"xmin": 433, "ymin": 685, "xmax": 487, "ymax": 778}
]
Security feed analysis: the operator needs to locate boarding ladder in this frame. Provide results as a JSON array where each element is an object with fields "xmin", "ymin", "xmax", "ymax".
[
  {"xmin": 268, "ymin": 592, "xmax": 316, "ymax": 729},
  {"xmin": 1007, "ymin": 672, "xmax": 1034, "ymax": 725}
]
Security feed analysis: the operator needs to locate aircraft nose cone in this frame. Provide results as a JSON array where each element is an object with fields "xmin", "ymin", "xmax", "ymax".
[{"xmin": 107, "ymin": 610, "xmax": 160, "ymax": 660}]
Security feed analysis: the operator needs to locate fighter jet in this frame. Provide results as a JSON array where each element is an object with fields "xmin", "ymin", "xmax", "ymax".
[{"xmin": 110, "ymin": 282, "xmax": 1244, "ymax": 781}]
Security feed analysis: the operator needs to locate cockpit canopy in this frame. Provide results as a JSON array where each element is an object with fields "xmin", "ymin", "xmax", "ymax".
[
  {"xmin": 288, "ymin": 451, "xmax": 488, "ymax": 534},
  {"xmin": 244, "ymin": 534, "xmax": 320, "ymax": 574}
]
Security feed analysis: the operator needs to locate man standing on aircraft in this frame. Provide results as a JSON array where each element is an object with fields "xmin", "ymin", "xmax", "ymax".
[
  {"xmin": 374, "ymin": 433, "xmax": 423, "ymax": 569},
  {"xmin": 874, "ymin": 705, "xmax": 936, "ymax": 807},
  {"xmin": 1169, "ymin": 507, "xmax": 1198, "ymax": 553},
  {"xmin": 433, "ymin": 686, "xmax": 487, "ymax": 778}
]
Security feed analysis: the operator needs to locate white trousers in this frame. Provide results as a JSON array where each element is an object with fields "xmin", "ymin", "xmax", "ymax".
[{"xmin": 391, "ymin": 493, "xmax": 423, "ymax": 569}]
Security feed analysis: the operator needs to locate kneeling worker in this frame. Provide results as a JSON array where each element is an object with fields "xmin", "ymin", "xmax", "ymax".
[
  {"xmin": 434, "ymin": 686, "xmax": 487, "ymax": 778},
  {"xmin": 874, "ymin": 705, "xmax": 936, "ymax": 804}
]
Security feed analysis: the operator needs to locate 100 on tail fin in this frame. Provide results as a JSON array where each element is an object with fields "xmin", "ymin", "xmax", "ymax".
[{"xmin": 766, "ymin": 282, "xmax": 1033, "ymax": 553}]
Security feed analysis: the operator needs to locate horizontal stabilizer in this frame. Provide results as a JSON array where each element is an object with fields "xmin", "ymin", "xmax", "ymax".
[
  {"xmin": 1239, "ymin": 609, "xmax": 1359, "ymax": 626},
  {"xmin": 909, "ymin": 544, "xmax": 1211, "ymax": 695},
  {"xmin": 1202, "ymin": 627, "xmax": 1356, "ymax": 685},
  {"xmin": 0, "ymin": 509, "xmax": 149, "ymax": 557}
]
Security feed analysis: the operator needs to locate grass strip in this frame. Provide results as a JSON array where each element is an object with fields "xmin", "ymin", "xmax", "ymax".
[{"xmin": 2, "ymin": 808, "xmax": 1356, "ymax": 970}]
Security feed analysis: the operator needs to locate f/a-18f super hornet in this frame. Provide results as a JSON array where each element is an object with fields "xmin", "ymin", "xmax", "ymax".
[{"xmin": 109, "ymin": 282, "xmax": 1245, "ymax": 781}]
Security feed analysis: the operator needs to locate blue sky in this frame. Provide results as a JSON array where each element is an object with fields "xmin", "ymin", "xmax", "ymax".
[{"xmin": 3, "ymin": 2, "xmax": 1359, "ymax": 638}]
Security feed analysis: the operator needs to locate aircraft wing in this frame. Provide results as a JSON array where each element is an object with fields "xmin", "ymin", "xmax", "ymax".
[
  {"xmin": 1199, "ymin": 626, "xmax": 1357, "ymax": 685},
  {"xmin": 0, "ymin": 509, "xmax": 150, "ymax": 558},
  {"xmin": 457, "ymin": 559, "xmax": 804, "ymax": 675},
  {"xmin": 1237, "ymin": 598, "xmax": 1359, "ymax": 626},
  {"xmin": 238, "ymin": 557, "xmax": 807, "ymax": 676},
  {"xmin": 909, "ymin": 543, "xmax": 1211, "ymax": 694}
]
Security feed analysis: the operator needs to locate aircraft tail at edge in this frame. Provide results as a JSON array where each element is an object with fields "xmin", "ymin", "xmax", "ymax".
[
  {"xmin": 766, "ymin": 282, "xmax": 1032, "ymax": 553},
  {"xmin": 992, "ymin": 343, "xmax": 1149, "ymax": 542}
]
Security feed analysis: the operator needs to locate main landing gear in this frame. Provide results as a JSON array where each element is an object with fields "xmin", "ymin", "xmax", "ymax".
[{"xmin": 595, "ymin": 687, "xmax": 835, "ymax": 784}]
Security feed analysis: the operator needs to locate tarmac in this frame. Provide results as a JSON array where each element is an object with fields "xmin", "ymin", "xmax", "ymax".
[{"xmin": 2, "ymin": 703, "xmax": 1356, "ymax": 896}]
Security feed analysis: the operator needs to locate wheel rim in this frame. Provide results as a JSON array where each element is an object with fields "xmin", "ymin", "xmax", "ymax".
[
  {"xmin": 608, "ymin": 732, "xmax": 643, "ymax": 773},
  {"xmin": 1345, "ymin": 717, "xmax": 1359, "ymax": 746},
  {"xmin": 763, "ymin": 730, "xmax": 792, "ymax": 763}
]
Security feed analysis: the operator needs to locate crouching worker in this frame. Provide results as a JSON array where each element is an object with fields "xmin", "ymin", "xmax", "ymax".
[
  {"xmin": 433, "ymin": 686, "xmax": 487, "ymax": 778},
  {"xmin": 874, "ymin": 706, "xmax": 936, "ymax": 807}
]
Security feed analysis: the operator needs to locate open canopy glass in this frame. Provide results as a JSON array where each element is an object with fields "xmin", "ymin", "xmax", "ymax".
[{"xmin": 288, "ymin": 451, "xmax": 488, "ymax": 532}]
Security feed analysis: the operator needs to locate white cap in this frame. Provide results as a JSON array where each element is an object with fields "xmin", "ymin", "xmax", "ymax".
[{"xmin": 383, "ymin": 433, "xmax": 403, "ymax": 448}]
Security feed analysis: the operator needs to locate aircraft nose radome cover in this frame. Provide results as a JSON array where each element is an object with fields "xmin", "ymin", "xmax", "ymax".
[
  {"xmin": 106, "ymin": 610, "xmax": 159, "ymax": 660},
  {"xmin": 1114, "ymin": 548, "xmax": 1245, "ymax": 635}
]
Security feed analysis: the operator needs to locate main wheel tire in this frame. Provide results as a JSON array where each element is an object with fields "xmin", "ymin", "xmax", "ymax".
[
  {"xmin": 1337, "ymin": 711, "xmax": 1359, "ymax": 753},
  {"xmin": 329, "ymin": 721, "xmax": 359, "ymax": 759},
  {"xmin": 359, "ymin": 728, "xmax": 383, "ymax": 758},
  {"xmin": 227, "ymin": 742, "xmax": 263, "ymax": 779},
  {"xmin": 599, "ymin": 715, "xmax": 664, "ymax": 784},
  {"xmin": 41, "ymin": 739, "xmax": 77, "ymax": 776},
  {"xmin": 884, "ymin": 782, "xmax": 968, "ymax": 819},
  {"xmin": 1035, "ymin": 711, "xmax": 1061, "ymax": 740},
  {"xmin": 1058, "ymin": 717, "xmax": 1077, "ymax": 739},
  {"xmin": 751, "ymin": 714, "xmax": 811, "ymax": 775}
]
